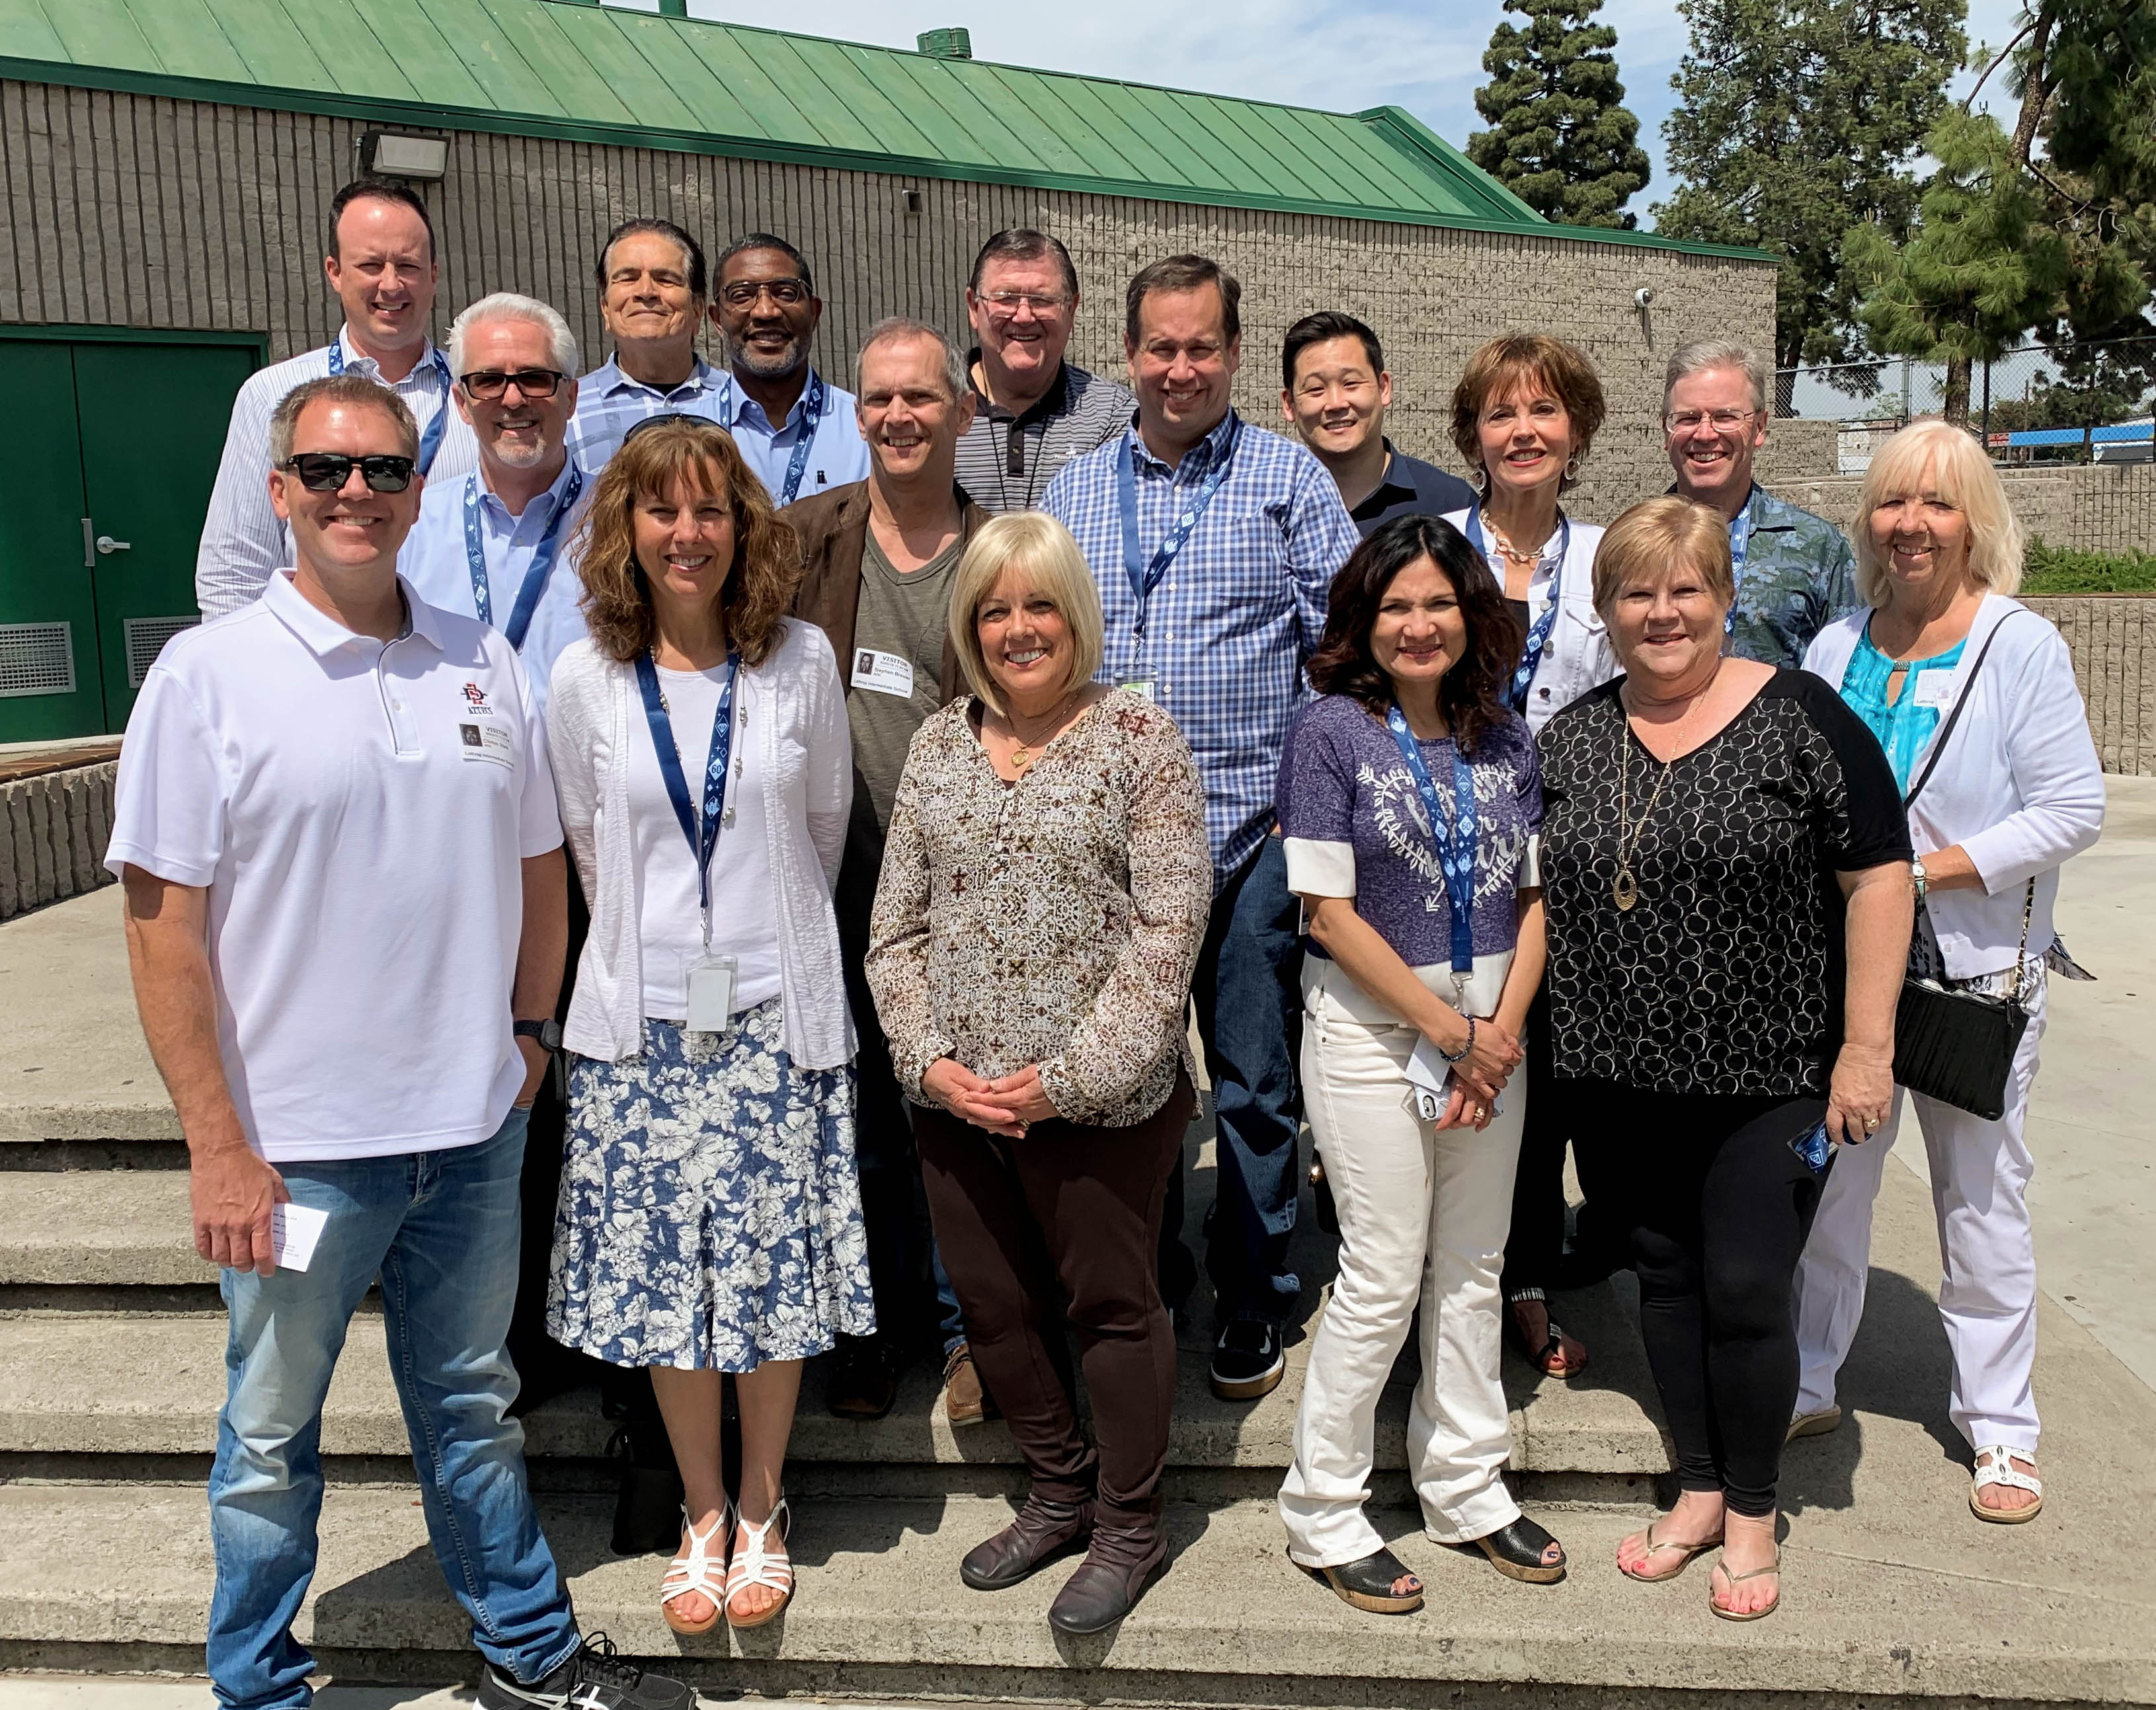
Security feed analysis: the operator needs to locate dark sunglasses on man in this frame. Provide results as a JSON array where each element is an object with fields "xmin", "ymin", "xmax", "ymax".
[
  {"xmin": 278, "ymin": 452, "xmax": 417, "ymax": 493},
  {"xmin": 459, "ymin": 368, "xmax": 568, "ymax": 401}
]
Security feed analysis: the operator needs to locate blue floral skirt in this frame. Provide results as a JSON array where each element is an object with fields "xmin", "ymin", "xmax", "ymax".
[{"xmin": 546, "ymin": 1000, "xmax": 876, "ymax": 1372}]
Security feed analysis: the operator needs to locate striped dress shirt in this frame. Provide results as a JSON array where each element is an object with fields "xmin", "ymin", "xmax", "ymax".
[
  {"xmin": 953, "ymin": 356, "xmax": 1136, "ymax": 514},
  {"xmin": 563, "ymin": 353, "xmax": 732, "ymax": 475},
  {"xmin": 1044, "ymin": 410, "xmax": 1361, "ymax": 884},
  {"xmin": 194, "ymin": 329, "xmax": 477, "ymax": 619}
]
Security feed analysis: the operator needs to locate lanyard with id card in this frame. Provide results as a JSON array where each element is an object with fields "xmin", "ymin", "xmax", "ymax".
[
  {"xmin": 1115, "ymin": 418, "xmax": 1240, "ymax": 702},
  {"xmin": 634, "ymin": 650, "xmax": 742, "ymax": 1033}
]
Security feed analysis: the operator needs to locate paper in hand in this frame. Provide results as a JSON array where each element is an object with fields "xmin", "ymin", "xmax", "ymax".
[{"xmin": 270, "ymin": 1202, "xmax": 329, "ymax": 1273}]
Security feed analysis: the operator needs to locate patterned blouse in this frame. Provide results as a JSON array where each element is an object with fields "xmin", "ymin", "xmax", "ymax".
[{"xmin": 865, "ymin": 688, "xmax": 1214, "ymax": 1129}]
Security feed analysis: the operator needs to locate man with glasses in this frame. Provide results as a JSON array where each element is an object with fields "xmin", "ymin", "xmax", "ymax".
[
  {"xmin": 198, "ymin": 178, "xmax": 477, "ymax": 618},
  {"xmin": 113, "ymin": 371, "xmax": 691, "ymax": 1710},
  {"xmin": 1663, "ymin": 339, "xmax": 1860, "ymax": 668},
  {"xmin": 565, "ymin": 217, "xmax": 726, "ymax": 474},
  {"xmin": 953, "ymin": 229, "xmax": 1133, "ymax": 514},
  {"xmin": 707, "ymin": 233, "xmax": 869, "ymax": 504}
]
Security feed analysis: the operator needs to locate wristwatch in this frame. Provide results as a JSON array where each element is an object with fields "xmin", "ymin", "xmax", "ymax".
[
  {"xmin": 1910, "ymin": 855, "xmax": 1929, "ymax": 905},
  {"xmin": 514, "ymin": 1018, "xmax": 565, "ymax": 1052}
]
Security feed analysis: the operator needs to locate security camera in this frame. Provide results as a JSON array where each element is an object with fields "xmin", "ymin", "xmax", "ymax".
[{"xmin": 1634, "ymin": 287, "xmax": 1656, "ymax": 309}]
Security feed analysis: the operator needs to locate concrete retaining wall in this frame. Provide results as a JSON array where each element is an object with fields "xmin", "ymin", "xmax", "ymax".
[
  {"xmin": 1769, "ymin": 464, "xmax": 2155, "ymax": 556},
  {"xmin": 2025, "ymin": 597, "xmax": 2156, "ymax": 777},
  {"xmin": 0, "ymin": 763, "xmax": 116, "ymax": 923}
]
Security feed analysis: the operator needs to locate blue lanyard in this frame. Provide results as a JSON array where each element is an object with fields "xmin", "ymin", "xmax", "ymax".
[
  {"xmin": 461, "ymin": 467, "xmax": 584, "ymax": 649},
  {"xmin": 1117, "ymin": 418, "xmax": 1240, "ymax": 639},
  {"xmin": 776, "ymin": 371, "xmax": 827, "ymax": 505},
  {"xmin": 1381, "ymin": 704, "xmax": 1479, "ymax": 989},
  {"xmin": 1724, "ymin": 494, "xmax": 1753, "ymax": 638},
  {"xmin": 1466, "ymin": 506, "xmax": 1570, "ymax": 713},
  {"xmin": 633, "ymin": 650, "xmax": 740, "ymax": 928},
  {"xmin": 329, "ymin": 334, "xmax": 452, "ymax": 475}
]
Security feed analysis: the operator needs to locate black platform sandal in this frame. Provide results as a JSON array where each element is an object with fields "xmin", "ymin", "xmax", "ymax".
[
  {"xmin": 1298, "ymin": 1545, "xmax": 1425, "ymax": 1614},
  {"xmin": 1465, "ymin": 1517, "xmax": 1566, "ymax": 1584},
  {"xmin": 1505, "ymin": 1288, "xmax": 1587, "ymax": 1380}
]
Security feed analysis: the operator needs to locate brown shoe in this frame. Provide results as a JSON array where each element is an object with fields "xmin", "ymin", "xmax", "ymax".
[
  {"xmin": 960, "ymin": 1494, "xmax": 1094, "ymax": 1590},
  {"xmin": 1047, "ymin": 1523, "xmax": 1168, "ymax": 1634},
  {"xmin": 943, "ymin": 1342, "xmax": 995, "ymax": 1427},
  {"xmin": 825, "ymin": 1334, "xmax": 898, "ymax": 1420}
]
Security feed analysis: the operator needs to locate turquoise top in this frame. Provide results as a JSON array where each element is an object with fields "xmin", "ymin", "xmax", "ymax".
[{"xmin": 1839, "ymin": 628, "xmax": 1968, "ymax": 793}]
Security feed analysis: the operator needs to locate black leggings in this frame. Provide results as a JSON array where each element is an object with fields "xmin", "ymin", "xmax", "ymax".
[{"xmin": 1567, "ymin": 1078, "xmax": 1829, "ymax": 1518}]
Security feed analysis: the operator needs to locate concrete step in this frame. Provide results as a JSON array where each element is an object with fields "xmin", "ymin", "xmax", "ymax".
[
  {"xmin": 0, "ymin": 1479, "xmax": 2145, "ymax": 1706},
  {"xmin": 0, "ymin": 1172, "xmax": 202, "ymax": 1286}
]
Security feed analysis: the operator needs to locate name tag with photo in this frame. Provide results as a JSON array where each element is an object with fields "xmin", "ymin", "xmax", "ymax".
[
  {"xmin": 458, "ymin": 720, "xmax": 516, "ymax": 767},
  {"xmin": 852, "ymin": 648, "xmax": 916, "ymax": 699},
  {"xmin": 1913, "ymin": 670, "xmax": 1958, "ymax": 710}
]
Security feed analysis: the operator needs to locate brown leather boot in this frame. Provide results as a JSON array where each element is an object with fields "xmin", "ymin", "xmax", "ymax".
[
  {"xmin": 943, "ymin": 1341, "xmax": 995, "ymax": 1427},
  {"xmin": 1047, "ymin": 1522, "xmax": 1168, "ymax": 1634},
  {"xmin": 959, "ymin": 1494, "xmax": 1094, "ymax": 1590}
]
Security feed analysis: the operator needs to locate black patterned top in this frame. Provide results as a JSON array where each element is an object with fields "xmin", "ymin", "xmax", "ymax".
[{"xmin": 1537, "ymin": 671, "xmax": 1909, "ymax": 1095}]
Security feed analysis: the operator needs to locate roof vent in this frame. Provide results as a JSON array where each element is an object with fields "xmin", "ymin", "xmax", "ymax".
[{"xmin": 916, "ymin": 27, "xmax": 972, "ymax": 59}]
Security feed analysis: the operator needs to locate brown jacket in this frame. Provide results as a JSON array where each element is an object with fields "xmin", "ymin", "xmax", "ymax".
[{"xmin": 786, "ymin": 479, "xmax": 990, "ymax": 705}]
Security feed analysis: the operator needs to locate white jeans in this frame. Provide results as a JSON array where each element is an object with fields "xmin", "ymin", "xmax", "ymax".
[
  {"xmin": 1280, "ymin": 958, "xmax": 1523, "ymax": 1565},
  {"xmin": 1792, "ymin": 970, "xmax": 2049, "ymax": 1454}
]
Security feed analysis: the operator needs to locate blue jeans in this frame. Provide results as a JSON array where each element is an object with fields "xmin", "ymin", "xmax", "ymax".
[
  {"xmin": 1176, "ymin": 835, "xmax": 1304, "ymax": 1325},
  {"xmin": 206, "ymin": 1110, "xmax": 580, "ymax": 1710}
]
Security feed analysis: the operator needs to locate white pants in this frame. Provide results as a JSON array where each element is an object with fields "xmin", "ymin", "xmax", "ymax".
[
  {"xmin": 1280, "ymin": 958, "xmax": 1523, "ymax": 1566},
  {"xmin": 1792, "ymin": 970, "xmax": 2048, "ymax": 1454}
]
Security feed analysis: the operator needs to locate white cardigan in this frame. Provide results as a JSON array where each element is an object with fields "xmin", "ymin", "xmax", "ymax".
[
  {"xmin": 1805, "ymin": 594, "xmax": 2104, "ymax": 980},
  {"xmin": 1441, "ymin": 508, "xmax": 1613, "ymax": 732},
  {"xmin": 545, "ymin": 619, "xmax": 856, "ymax": 1069}
]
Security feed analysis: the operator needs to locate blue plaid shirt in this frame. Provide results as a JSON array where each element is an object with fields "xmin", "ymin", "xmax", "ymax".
[
  {"xmin": 1045, "ymin": 410, "xmax": 1360, "ymax": 884},
  {"xmin": 565, "ymin": 354, "xmax": 733, "ymax": 474}
]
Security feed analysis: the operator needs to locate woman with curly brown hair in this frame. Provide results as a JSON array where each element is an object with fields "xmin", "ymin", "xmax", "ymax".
[
  {"xmin": 1275, "ymin": 514, "xmax": 1561, "ymax": 1614},
  {"xmin": 542, "ymin": 416, "xmax": 873, "ymax": 1635}
]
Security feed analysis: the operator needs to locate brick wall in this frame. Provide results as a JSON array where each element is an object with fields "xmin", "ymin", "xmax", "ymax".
[
  {"xmin": 1767, "ymin": 464, "xmax": 2155, "ymax": 557},
  {"xmin": 2025, "ymin": 597, "xmax": 2156, "ymax": 776},
  {"xmin": 0, "ymin": 763, "xmax": 116, "ymax": 922},
  {"xmin": 0, "ymin": 80, "xmax": 1775, "ymax": 520}
]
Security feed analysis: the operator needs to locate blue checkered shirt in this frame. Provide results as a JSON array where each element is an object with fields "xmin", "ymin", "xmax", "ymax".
[
  {"xmin": 565, "ymin": 354, "xmax": 733, "ymax": 474},
  {"xmin": 1045, "ymin": 410, "xmax": 1359, "ymax": 885}
]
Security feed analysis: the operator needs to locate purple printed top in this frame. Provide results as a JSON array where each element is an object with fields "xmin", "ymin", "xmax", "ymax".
[{"xmin": 1276, "ymin": 694, "xmax": 1542, "ymax": 967}]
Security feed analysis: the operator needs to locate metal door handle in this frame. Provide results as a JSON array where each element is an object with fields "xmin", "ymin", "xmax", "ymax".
[{"xmin": 97, "ymin": 535, "xmax": 132, "ymax": 555}]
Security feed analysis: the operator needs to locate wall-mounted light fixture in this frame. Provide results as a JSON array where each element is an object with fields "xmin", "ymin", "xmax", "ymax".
[{"xmin": 360, "ymin": 131, "xmax": 450, "ymax": 181}]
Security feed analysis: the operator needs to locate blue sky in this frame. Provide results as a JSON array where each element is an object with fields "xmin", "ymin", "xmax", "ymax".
[{"xmin": 645, "ymin": 0, "xmax": 2031, "ymax": 226}]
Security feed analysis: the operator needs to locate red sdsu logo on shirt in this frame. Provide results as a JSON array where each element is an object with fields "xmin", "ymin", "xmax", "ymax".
[{"xmin": 461, "ymin": 682, "xmax": 492, "ymax": 716}]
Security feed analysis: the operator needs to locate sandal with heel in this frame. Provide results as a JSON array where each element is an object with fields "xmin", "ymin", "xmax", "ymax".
[
  {"xmin": 659, "ymin": 1503, "xmax": 731, "ymax": 1635},
  {"xmin": 1297, "ymin": 1545, "xmax": 1424, "ymax": 1614},
  {"xmin": 725, "ymin": 1497, "xmax": 795, "ymax": 1629}
]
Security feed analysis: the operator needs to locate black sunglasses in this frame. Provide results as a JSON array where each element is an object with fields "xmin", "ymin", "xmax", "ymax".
[
  {"xmin": 280, "ymin": 452, "xmax": 417, "ymax": 493},
  {"xmin": 459, "ymin": 368, "xmax": 567, "ymax": 401},
  {"xmin": 621, "ymin": 410, "xmax": 708, "ymax": 444}
]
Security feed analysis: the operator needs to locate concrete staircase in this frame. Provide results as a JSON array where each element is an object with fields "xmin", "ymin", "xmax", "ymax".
[{"xmin": 3, "ymin": 888, "xmax": 2153, "ymax": 1707}]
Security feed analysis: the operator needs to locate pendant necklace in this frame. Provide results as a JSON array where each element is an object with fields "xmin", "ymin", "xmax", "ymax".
[
  {"xmin": 1613, "ymin": 671, "xmax": 1715, "ymax": 912},
  {"xmin": 1006, "ymin": 689, "xmax": 1079, "ymax": 775}
]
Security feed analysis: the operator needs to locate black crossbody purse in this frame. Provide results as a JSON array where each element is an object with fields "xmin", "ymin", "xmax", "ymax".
[{"xmin": 1890, "ymin": 617, "xmax": 2032, "ymax": 1122}]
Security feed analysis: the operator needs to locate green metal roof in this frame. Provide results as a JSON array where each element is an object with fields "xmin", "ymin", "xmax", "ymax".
[{"xmin": 0, "ymin": 0, "xmax": 1764, "ymax": 258}]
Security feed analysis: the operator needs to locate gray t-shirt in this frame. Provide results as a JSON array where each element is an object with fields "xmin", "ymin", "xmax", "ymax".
[{"xmin": 848, "ymin": 527, "xmax": 962, "ymax": 832}]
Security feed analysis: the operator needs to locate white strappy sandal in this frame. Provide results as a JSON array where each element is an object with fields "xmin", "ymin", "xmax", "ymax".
[
  {"xmin": 1970, "ymin": 1446, "xmax": 2044, "ymax": 1524},
  {"xmin": 660, "ymin": 1503, "xmax": 731, "ymax": 1635},
  {"xmin": 725, "ymin": 1497, "xmax": 794, "ymax": 1629}
]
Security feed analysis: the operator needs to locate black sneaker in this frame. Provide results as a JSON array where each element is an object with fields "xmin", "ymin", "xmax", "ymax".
[
  {"xmin": 481, "ymin": 1633, "xmax": 695, "ymax": 1710},
  {"xmin": 1209, "ymin": 1318, "xmax": 1285, "ymax": 1400}
]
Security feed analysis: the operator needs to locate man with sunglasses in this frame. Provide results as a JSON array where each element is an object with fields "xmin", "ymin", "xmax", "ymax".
[
  {"xmin": 952, "ymin": 229, "xmax": 1133, "ymax": 514},
  {"xmin": 198, "ymin": 178, "xmax": 478, "ymax": 619},
  {"xmin": 705, "ymin": 232, "xmax": 869, "ymax": 504},
  {"xmin": 1663, "ymin": 338, "xmax": 1860, "ymax": 670},
  {"xmin": 112, "ymin": 372, "xmax": 691, "ymax": 1710},
  {"xmin": 401, "ymin": 293, "xmax": 588, "ymax": 711}
]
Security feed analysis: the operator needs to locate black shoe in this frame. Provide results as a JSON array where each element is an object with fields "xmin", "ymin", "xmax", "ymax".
[
  {"xmin": 1209, "ymin": 1319, "xmax": 1284, "ymax": 1401},
  {"xmin": 826, "ymin": 1334, "xmax": 898, "ymax": 1420},
  {"xmin": 1464, "ymin": 1516, "xmax": 1567, "ymax": 1584},
  {"xmin": 481, "ymin": 1635, "xmax": 694, "ymax": 1710}
]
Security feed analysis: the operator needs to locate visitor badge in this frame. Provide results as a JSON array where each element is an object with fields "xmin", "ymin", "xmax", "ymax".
[
  {"xmin": 458, "ymin": 720, "xmax": 516, "ymax": 767},
  {"xmin": 1913, "ymin": 670, "xmax": 1958, "ymax": 710},
  {"xmin": 686, "ymin": 954, "xmax": 738, "ymax": 1034},
  {"xmin": 1119, "ymin": 676, "xmax": 1158, "ymax": 703},
  {"xmin": 852, "ymin": 648, "xmax": 914, "ymax": 699}
]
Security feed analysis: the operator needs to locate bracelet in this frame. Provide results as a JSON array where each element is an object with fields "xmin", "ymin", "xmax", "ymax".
[{"xmin": 1437, "ymin": 1015, "xmax": 1476, "ymax": 1064}]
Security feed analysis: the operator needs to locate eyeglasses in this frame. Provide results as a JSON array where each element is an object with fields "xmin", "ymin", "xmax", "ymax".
[
  {"xmin": 459, "ymin": 368, "xmax": 567, "ymax": 401},
  {"xmin": 621, "ymin": 411, "xmax": 709, "ymax": 445},
  {"xmin": 717, "ymin": 277, "xmax": 810, "ymax": 308},
  {"xmin": 1664, "ymin": 408, "xmax": 1758, "ymax": 434},
  {"xmin": 279, "ymin": 452, "xmax": 415, "ymax": 492},
  {"xmin": 977, "ymin": 290, "xmax": 1070, "ymax": 315}
]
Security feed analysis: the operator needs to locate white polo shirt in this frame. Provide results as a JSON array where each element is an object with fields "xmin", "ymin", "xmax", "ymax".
[{"xmin": 106, "ymin": 571, "xmax": 563, "ymax": 1165}]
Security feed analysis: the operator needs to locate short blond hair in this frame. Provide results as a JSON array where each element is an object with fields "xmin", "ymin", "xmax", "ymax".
[
  {"xmin": 948, "ymin": 512, "xmax": 1104, "ymax": 717},
  {"xmin": 1592, "ymin": 495, "xmax": 1734, "ymax": 621},
  {"xmin": 1854, "ymin": 418, "xmax": 2023, "ymax": 606}
]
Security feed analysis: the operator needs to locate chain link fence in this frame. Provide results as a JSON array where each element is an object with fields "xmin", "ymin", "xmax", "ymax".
[{"xmin": 1775, "ymin": 336, "xmax": 2156, "ymax": 474}]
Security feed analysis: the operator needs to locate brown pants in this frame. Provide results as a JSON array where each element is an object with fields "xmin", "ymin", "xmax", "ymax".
[{"xmin": 913, "ymin": 1071, "xmax": 1191, "ymax": 1534}]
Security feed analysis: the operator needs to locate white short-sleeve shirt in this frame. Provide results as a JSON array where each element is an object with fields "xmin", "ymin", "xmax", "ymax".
[{"xmin": 106, "ymin": 572, "xmax": 564, "ymax": 1165}]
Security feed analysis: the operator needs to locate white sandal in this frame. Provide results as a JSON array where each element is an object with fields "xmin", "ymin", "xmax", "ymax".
[
  {"xmin": 660, "ymin": 1503, "xmax": 731, "ymax": 1634},
  {"xmin": 1970, "ymin": 1446, "xmax": 2044, "ymax": 1524},
  {"xmin": 725, "ymin": 1496, "xmax": 794, "ymax": 1629}
]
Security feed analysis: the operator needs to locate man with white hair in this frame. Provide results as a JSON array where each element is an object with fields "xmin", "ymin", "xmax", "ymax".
[
  {"xmin": 1662, "ymin": 338, "xmax": 1862, "ymax": 670},
  {"xmin": 401, "ymin": 293, "xmax": 587, "ymax": 708}
]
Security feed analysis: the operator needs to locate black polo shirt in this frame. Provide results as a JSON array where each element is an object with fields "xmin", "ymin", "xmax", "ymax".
[{"xmin": 1349, "ymin": 440, "xmax": 1479, "ymax": 537}]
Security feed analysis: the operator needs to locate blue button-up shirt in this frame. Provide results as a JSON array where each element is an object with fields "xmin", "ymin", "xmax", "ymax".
[
  {"xmin": 397, "ymin": 458, "xmax": 589, "ymax": 711},
  {"xmin": 565, "ymin": 354, "xmax": 732, "ymax": 475},
  {"xmin": 1044, "ymin": 410, "xmax": 1360, "ymax": 883}
]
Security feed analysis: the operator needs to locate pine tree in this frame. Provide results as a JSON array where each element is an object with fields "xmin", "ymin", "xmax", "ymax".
[
  {"xmin": 1466, "ymin": 0, "xmax": 1652, "ymax": 230},
  {"xmin": 1655, "ymin": 0, "xmax": 1967, "ymax": 384}
]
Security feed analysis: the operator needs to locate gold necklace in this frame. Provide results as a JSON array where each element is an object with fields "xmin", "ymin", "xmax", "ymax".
[
  {"xmin": 1005, "ymin": 690, "xmax": 1080, "ymax": 775},
  {"xmin": 1612, "ymin": 673, "xmax": 1716, "ymax": 912}
]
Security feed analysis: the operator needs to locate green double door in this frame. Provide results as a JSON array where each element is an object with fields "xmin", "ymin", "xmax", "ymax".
[{"xmin": 0, "ymin": 332, "xmax": 259, "ymax": 743}]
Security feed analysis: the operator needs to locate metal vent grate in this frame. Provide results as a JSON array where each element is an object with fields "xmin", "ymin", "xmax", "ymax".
[
  {"xmin": 125, "ymin": 615, "xmax": 200, "ymax": 688},
  {"xmin": 0, "ymin": 622, "xmax": 75, "ymax": 699}
]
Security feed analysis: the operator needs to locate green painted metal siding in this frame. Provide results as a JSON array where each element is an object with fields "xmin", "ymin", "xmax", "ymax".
[{"xmin": 0, "ymin": 0, "xmax": 1765, "ymax": 257}]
